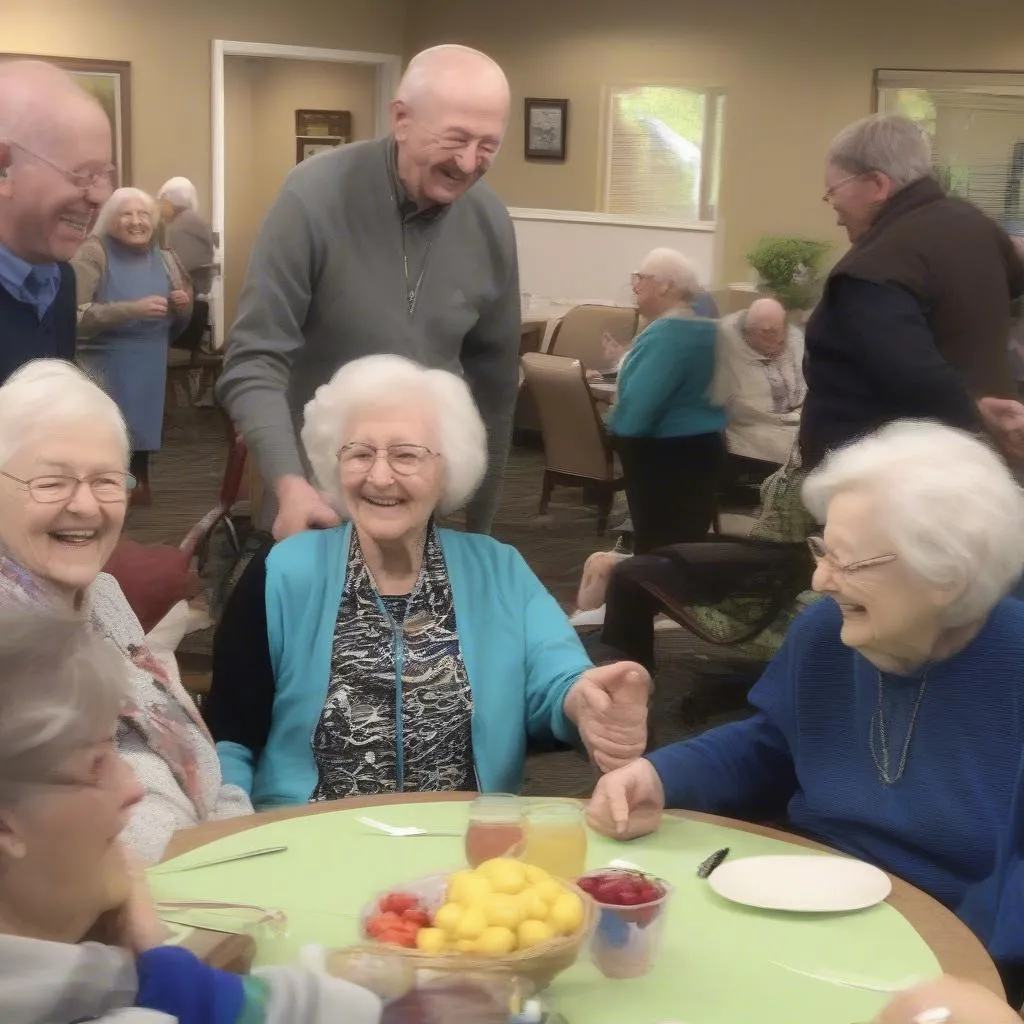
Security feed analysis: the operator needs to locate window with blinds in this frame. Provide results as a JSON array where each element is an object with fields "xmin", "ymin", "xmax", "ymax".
[
  {"xmin": 602, "ymin": 85, "xmax": 724, "ymax": 224},
  {"xmin": 875, "ymin": 69, "xmax": 1024, "ymax": 231}
]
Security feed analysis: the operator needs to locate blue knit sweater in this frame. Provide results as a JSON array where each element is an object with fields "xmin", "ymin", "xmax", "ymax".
[{"xmin": 647, "ymin": 597, "xmax": 1024, "ymax": 959}]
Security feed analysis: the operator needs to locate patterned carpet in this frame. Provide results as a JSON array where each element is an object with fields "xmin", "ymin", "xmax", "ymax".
[{"xmin": 128, "ymin": 406, "xmax": 750, "ymax": 798}]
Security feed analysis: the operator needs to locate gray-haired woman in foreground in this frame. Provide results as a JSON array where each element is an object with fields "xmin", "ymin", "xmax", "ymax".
[{"xmin": 0, "ymin": 606, "xmax": 382, "ymax": 1024}]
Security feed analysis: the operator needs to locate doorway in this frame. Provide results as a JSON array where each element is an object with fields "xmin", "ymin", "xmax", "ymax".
[{"xmin": 211, "ymin": 40, "xmax": 401, "ymax": 346}]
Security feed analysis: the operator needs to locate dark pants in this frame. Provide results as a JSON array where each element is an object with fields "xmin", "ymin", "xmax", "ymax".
[
  {"xmin": 171, "ymin": 298, "xmax": 209, "ymax": 352},
  {"xmin": 614, "ymin": 432, "xmax": 724, "ymax": 554}
]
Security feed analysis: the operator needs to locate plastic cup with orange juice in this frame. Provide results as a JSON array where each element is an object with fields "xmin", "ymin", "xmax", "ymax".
[{"xmin": 520, "ymin": 801, "xmax": 587, "ymax": 879}]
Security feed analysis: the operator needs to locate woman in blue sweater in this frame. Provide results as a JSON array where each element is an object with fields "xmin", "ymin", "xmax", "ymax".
[
  {"xmin": 206, "ymin": 355, "xmax": 650, "ymax": 808},
  {"xmin": 607, "ymin": 247, "xmax": 726, "ymax": 552},
  {"xmin": 589, "ymin": 421, "xmax": 1024, "ymax": 970}
]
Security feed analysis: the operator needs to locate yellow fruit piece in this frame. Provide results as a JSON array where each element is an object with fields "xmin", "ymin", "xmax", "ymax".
[
  {"xmin": 519, "ymin": 890, "xmax": 550, "ymax": 922},
  {"xmin": 483, "ymin": 861, "xmax": 528, "ymax": 896},
  {"xmin": 453, "ymin": 905, "xmax": 487, "ymax": 941},
  {"xmin": 415, "ymin": 927, "xmax": 448, "ymax": 954},
  {"xmin": 477, "ymin": 857, "xmax": 522, "ymax": 876},
  {"xmin": 447, "ymin": 872, "xmax": 493, "ymax": 907},
  {"xmin": 455, "ymin": 939, "xmax": 476, "ymax": 952},
  {"xmin": 549, "ymin": 892, "xmax": 583, "ymax": 936},
  {"xmin": 474, "ymin": 925, "xmax": 517, "ymax": 956},
  {"xmin": 433, "ymin": 902, "xmax": 463, "ymax": 935},
  {"xmin": 524, "ymin": 864, "xmax": 552, "ymax": 885},
  {"xmin": 518, "ymin": 919, "xmax": 556, "ymax": 949},
  {"xmin": 482, "ymin": 892, "xmax": 524, "ymax": 930},
  {"xmin": 534, "ymin": 878, "xmax": 563, "ymax": 906}
]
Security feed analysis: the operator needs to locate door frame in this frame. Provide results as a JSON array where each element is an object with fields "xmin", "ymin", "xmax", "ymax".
[{"xmin": 211, "ymin": 39, "xmax": 402, "ymax": 346}]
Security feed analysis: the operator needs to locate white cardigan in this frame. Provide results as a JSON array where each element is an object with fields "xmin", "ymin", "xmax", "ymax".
[{"xmin": 713, "ymin": 312, "xmax": 806, "ymax": 465}]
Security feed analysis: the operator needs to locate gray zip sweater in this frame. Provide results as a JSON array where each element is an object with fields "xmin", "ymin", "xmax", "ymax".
[{"xmin": 216, "ymin": 136, "xmax": 521, "ymax": 533}]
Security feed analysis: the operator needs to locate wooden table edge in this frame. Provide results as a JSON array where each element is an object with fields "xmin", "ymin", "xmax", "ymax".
[{"xmin": 162, "ymin": 794, "xmax": 1002, "ymax": 995}]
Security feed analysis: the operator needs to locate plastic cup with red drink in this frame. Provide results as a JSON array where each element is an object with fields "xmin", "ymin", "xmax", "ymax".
[{"xmin": 576, "ymin": 868, "xmax": 673, "ymax": 979}]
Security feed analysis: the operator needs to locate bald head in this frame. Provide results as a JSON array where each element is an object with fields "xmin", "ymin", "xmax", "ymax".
[
  {"xmin": 744, "ymin": 297, "xmax": 788, "ymax": 356},
  {"xmin": 391, "ymin": 45, "xmax": 509, "ymax": 208},
  {"xmin": 0, "ymin": 60, "xmax": 114, "ymax": 263}
]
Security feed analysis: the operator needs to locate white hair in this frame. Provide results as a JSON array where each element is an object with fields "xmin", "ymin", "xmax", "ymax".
[
  {"xmin": 157, "ymin": 176, "xmax": 199, "ymax": 212},
  {"xmin": 826, "ymin": 114, "xmax": 932, "ymax": 192},
  {"xmin": 396, "ymin": 44, "xmax": 508, "ymax": 107},
  {"xmin": 0, "ymin": 607, "xmax": 128, "ymax": 803},
  {"xmin": 301, "ymin": 355, "xmax": 487, "ymax": 516},
  {"xmin": 0, "ymin": 359, "xmax": 129, "ymax": 469},
  {"xmin": 639, "ymin": 247, "xmax": 701, "ymax": 301},
  {"xmin": 803, "ymin": 421, "xmax": 1024, "ymax": 626},
  {"xmin": 91, "ymin": 186, "xmax": 160, "ymax": 239}
]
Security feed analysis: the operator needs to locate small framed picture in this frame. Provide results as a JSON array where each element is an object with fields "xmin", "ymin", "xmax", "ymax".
[
  {"xmin": 295, "ymin": 109, "xmax": 352, "ymax": 139},
  {"xmin": 524, "ymin": 98, "xmax": 568, "ymax": 161},
  {"xmin": 296, "ymin": 137, "xmax": 340, "ymax": 163}
]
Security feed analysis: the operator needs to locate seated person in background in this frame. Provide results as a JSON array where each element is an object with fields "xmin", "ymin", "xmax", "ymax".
[
  {"xmin": 206, "ymin": 355, "xmax": 650, "ymax": 809},
  {"xmin": 691, "ymin": 290, "xmax": 720, "ymax": 319},
  {"xmin": 588, "ymin": 422, "xmax": 1024, "ymax": 967},
  {"xmin": 714, "ymin": 296, "xmax": 806, "ymax": 485},
  {"xmin": 0, "ymin": 606, "xmax": 381, "ymax": 1024},
  {"xmin": 608, "ymin": 247, "xmax": 726, "ymax": 553},
  {"xmin": 0, "ymin": 360, "xmax": 251, "ymax": 862}
]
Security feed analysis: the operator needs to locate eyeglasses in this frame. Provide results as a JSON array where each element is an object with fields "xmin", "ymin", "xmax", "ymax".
[
  {"xmin": 631, "ymin": 272, "xmax": 656, "ymax": 285},
  {"xmin": 807, "ymin": 535, "xmax": 897, "ymax": 574},
  {"xmin": 821, "ymin": 173, "xmax": 864, "ymax": 203},
  {"xmin": 336, "ymin": 443, "xmax": 440, "ymax": 477},
  {"xmin": 1, "ymin": 470, "xmax": 136, "ymax": 504},
  {"xmin": 6, "ymin": 140, "xmax": 117, "ymax": 194}
]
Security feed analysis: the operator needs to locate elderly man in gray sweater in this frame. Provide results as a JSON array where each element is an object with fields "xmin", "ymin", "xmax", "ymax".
[{"xmin": 217, "ymin": 44, "xmax": 519, "ymax": 537}]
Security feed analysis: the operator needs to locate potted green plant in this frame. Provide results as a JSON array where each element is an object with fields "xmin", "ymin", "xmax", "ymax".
[{"xmin": 745, "ymin": 237, "xmax": 830, "ymax": 311}]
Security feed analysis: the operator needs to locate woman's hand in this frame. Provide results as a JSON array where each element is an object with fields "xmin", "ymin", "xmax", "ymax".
[
  {"xmin": 168, "ymin": 289, "xmax": 190, "ymax": 314},
  {"xmin": 875, "ymin": 976, "xmax": 1021, "ymax": 1023},
  {"xmin": 84, "ymin": 845, "xmax": 168, "ymax": 954},
  {"xmin": 563, "ymin": 661, "xmax": 649, "ymax": 772},
  {"xmin": 586, "ymin": 757, "xmax": 665, "ymax": 840},
  {"xmin": 131, "ymin": 295, "xmax": 169, "ymax": 319}
]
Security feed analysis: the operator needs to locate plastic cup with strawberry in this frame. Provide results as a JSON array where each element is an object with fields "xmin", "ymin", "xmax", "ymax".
[{"xmin": 576, "ymin": 869, "xmax": 672, "ymax": 979}]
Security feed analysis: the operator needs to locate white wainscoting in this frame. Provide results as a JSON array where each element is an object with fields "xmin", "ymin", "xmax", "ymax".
[{"xmin": 510, "ymin": 207, "xmax": 720, "ymax": 315}]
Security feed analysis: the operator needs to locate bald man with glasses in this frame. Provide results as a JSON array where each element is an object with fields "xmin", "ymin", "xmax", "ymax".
[{"xmin": 0, "ymin": 60, "xmax": 114, "ymax": 382}]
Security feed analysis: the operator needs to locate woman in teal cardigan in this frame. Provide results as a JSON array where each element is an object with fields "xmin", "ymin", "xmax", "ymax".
[
  {"xmin": 608, "ymin": 248, "xmax": 726, "ymax": 552},
  {"xmin": 205, "ymin": 355, "xmax": 650, "ymax": 808}
]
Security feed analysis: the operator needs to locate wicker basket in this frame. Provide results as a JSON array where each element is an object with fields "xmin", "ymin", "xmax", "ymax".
[{"xmin": 329, "ymin": 871, "xmax": 596, "ymax": 990}]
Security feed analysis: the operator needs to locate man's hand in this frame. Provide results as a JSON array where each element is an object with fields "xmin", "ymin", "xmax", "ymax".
[
  {"xmin": 168, "ymin": 289, "xmax": 190, "ymax": 313},
  {"xmin": 563, "ymin": 661, "xmax": 650, "ymax": 772},
  {"xmin": 132, "ymin": 295, "xmax": 169, "ymax": 319},
  {"xmin": 586, "ymin": 757, "xmax": 665, "ymax": 840},
  {"xmin": 272, "ymin": 474, "xmax": 341, "ymax": 540},
  {"xmin": 978, "ymin": 396, "xmax": 1024, "ymax": 461},
  {"xmin": 876, "ymin": 976, "xmax": 1021, "ymax": 1024}
]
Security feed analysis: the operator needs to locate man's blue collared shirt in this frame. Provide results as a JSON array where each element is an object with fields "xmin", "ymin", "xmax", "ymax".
[{"xmin": 0, "ymin": 242, "xmax": 61, "ymax": 320}]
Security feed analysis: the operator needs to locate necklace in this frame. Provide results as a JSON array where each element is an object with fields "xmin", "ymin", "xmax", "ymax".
[{"xmin": 869, "ymin": 666, "xmax": 929, "ymax": 786}]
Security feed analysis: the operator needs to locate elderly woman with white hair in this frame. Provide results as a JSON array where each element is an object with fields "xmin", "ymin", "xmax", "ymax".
[
  {"xmin": 803, "ymin": 113, "xmax": 1024, "ymax": 472},
  {"xmin": 206, "ymin": 354, "xmax": 650, "ymax": 807},
  {"xmin": 71, "ymin": 186, "xmax": 192, "ymax": 505},
  {"xmin": 607, "ymin": 246, "xmax": 725, "ymax": 553},
  {"xmin": 157, "ymin": 176, "xmax": 215, "ymax": 354},
  {"xmin": 0, "ymin": 359, "xmax": 251, "ymax": 862},
  {"xmin": 588, "ymin": 421, "xmax": 1024, "ymax": 971}
]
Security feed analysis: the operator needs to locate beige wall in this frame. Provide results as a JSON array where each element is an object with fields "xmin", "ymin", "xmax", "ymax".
[
  {"xmin": 406, "ymin": 0, "xmax": 1024, "ymax": 284},
  {"xmin": 223, "ymin": 57, "xmax": 378, "ymax": 326},
  {"xmin": 4, "ymin": 0, "xmax": 405, "ymax": 212}
]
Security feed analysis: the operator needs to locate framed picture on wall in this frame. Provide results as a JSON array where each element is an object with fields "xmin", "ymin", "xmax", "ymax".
[
  {"xmin": 524, "ymin": 98, "xmax": 568, "ymax": 161},
  {"xmin": 0, "ymin": 53, "xmax": 131, "ymax": 184},
  {"xmin": 296, "ymin": 137, "xmax": 341, "ymax": 163},
  {"xmin": 295, "ymin": 109, "xmax": 352, "ymax": 141}
]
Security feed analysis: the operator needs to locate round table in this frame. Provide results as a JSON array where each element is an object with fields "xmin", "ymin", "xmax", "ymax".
[{"xmin": 158, "ymin": 793, "xmax": 1002, "ymax": 1018}]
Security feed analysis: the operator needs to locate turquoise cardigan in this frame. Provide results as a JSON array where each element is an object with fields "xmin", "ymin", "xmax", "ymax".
[
  {"xmin": 608, "ymin": 315, "xmax": 726, "ymax": 438},
  {"xmin": 216, "ymin": 524, "xmax": 593, "ymax": 807}
]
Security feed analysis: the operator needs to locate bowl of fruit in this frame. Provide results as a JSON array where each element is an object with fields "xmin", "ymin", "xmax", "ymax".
[
  {"xmin": 352, "ymin": 858, "xmax": 595, "ymax": 989},
  {"xmin": 577, "ymin": 868, "xmax": 673, "ymax": 979}
]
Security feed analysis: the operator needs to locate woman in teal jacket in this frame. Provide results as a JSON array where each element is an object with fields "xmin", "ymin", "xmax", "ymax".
[
  {"xmin": 608, "ymin": 248, "xmax": 726, "ymax": 552},
  {"xmin": 205, "ymin": 355, "xmax": 650, "ymax": 808}
]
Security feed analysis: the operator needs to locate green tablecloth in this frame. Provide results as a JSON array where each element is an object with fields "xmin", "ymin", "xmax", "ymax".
[{"xmin": 151, "ymin": 802, "xmax": 941, "ymax": 1023}]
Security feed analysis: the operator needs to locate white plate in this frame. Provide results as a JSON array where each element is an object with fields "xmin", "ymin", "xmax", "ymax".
[{"xmin": 708, "ymin": 854, "xmax": 892, "ymax": 913}]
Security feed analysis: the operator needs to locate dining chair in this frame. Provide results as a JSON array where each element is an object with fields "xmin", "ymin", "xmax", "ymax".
[
  {"xmin": 548, "ymin": 304, "xmax": 639, "ymax": 371},
  {"xmin": 520, "ymin": 352, "xmax": 625, "ymax": 534}
]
